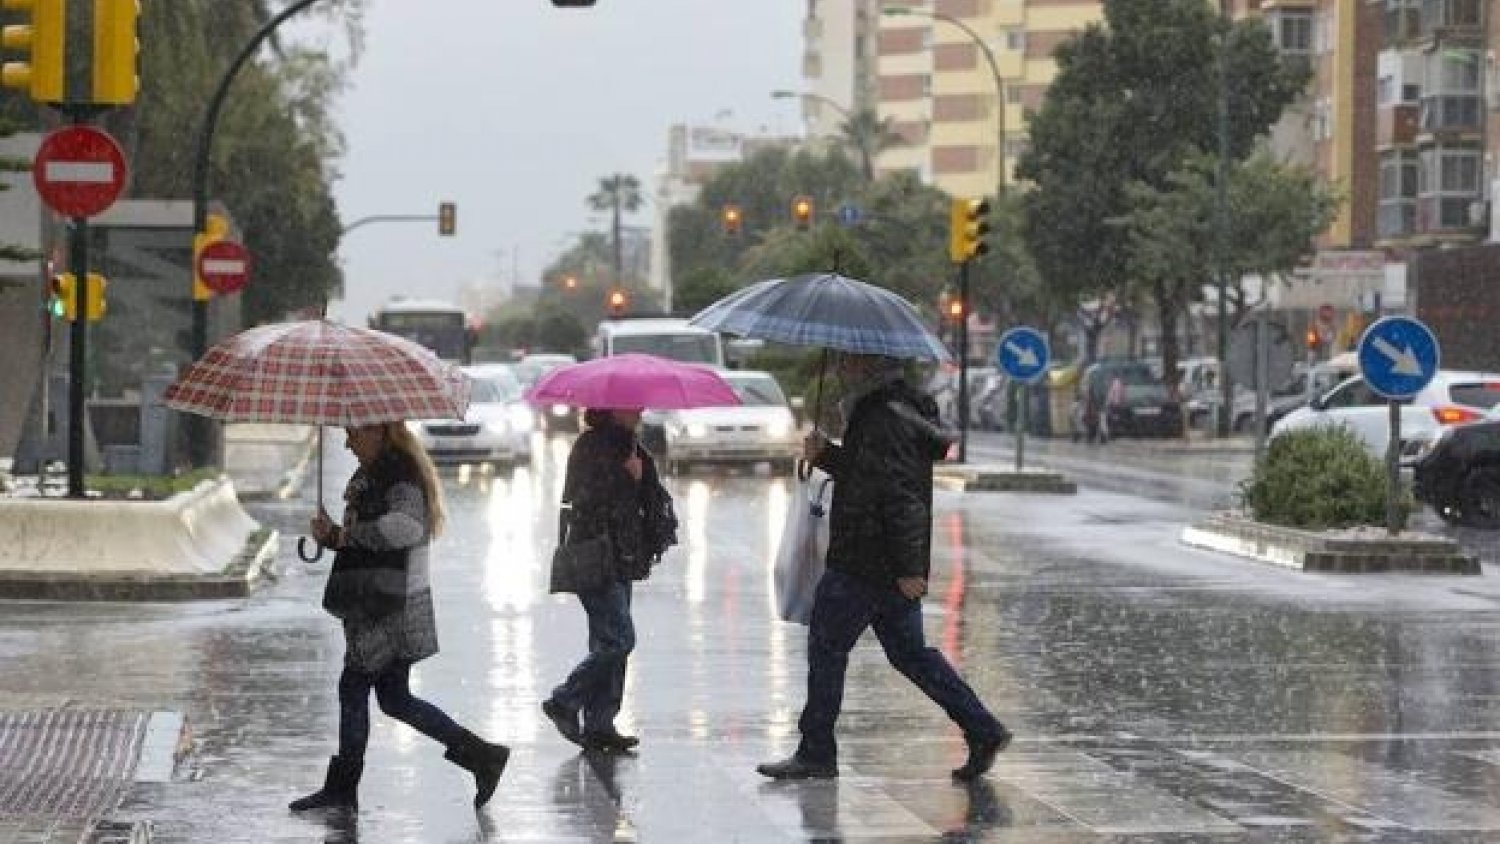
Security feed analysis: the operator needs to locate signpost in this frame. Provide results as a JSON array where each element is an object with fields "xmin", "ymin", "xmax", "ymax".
[
  {"xmin": 995, "ymin": 326, "xmax": 1050, "ymax": 472},
  {"xmin": 34, "ymin": 125, "xmax": 128, "ymax": 498},
  {"xmin": 1229, "ymin": 316, "xmax": 1294, "ymax": 463},
  {"xmin": 1357, "ymin": 316, "xmax": 1439, "ymax": 535},
  {"xmin": 836, "ymin": 203, "xmax": 861, "ymax": 227},
  {"xmin": 196, "ymin": 239, "xmax": 251, "ymax": 295}
]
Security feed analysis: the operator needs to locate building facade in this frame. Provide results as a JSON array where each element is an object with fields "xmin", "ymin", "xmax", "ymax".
[{"xmin": 800, "ymin": 0, "xmax": 883, "ymax": 137}]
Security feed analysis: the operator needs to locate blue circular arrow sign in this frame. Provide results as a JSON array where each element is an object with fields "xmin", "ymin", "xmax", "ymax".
[
  {"xmin": 996, "ymin": 326, "xmax": 1050, "ymax": 384},
  {"xmin": 1356, "ymin": 316, "xmax": 1440, "ymax": 400}
]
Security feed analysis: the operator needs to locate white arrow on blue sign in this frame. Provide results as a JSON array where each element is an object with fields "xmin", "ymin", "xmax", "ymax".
[
  {"xmin": 995, "ymin": 326, "xmax": 1050, "ymax": 384},
  {"xmin": 1356, "ymin": 316, "xmax": 1440, "ymax": 400},
  {"xmin": 836, "ymin": 203, "xmax": 861, "ymax": 226}
]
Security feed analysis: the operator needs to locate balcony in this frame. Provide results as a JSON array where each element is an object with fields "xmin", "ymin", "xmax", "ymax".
[
  {"xmin": 1417, "ymin": 194, "xmax": 1482, "ymax": 232},
  {"xmin": 1418, "ymin": 94, "xmax": 1481, "ymax": 135},
  {"xmin": 1378, "ymin": 104, "xmax": 1420, "ymax": 147},
  {"xmin": 1420, "ymin": 0, "xmax": 1483, "ymax": 37}
]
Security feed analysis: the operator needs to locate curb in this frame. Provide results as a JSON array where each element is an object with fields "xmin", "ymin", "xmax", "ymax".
[
  {"xmin": 935, "ymin": 466, "xmax": 1077, "ymax": 494},
  {"xmin": 1181, "ymin": 513, "xmax": 1479, "ymax": 575},
  {"xmin": 0, "ymin": 528, "xmax": 279, "ymax": 600}
]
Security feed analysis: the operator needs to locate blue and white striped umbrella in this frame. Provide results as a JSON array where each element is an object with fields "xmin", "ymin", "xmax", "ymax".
[{"xmin": 689, "ymin": 273, "xmax": 952, "ymax": 362}]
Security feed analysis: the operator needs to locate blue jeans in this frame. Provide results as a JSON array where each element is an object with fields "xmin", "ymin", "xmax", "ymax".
[
  {"xmin": 796, "ymin": 569, "xmax": 1002, "ymax": 765},
  {"xmin": 552, "ymin": 580, "xmax": 635, "ymax": 733},
  {"xmin": 337, "ymin": 662, "xmax": 464, "ymax": 759}
]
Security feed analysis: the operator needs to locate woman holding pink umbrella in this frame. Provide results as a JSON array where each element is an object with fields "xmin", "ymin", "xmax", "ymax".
[{"xmin": 525, "ymin": 354, "xmax": 739, "ymax": 753}]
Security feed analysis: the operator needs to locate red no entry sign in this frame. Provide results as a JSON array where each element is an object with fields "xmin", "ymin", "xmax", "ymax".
[
  {"xmin": 33, "ymin": 126, "xmax": 127, "ymax": 218},
  {"xmin": 197, "ymin": 239, "xmax": 252, "ymax": 295}
]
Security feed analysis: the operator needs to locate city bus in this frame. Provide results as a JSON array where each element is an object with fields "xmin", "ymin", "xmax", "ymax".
[{"xmin": 370, "ymin": 298, "xmax": 472, "ymax": 363}]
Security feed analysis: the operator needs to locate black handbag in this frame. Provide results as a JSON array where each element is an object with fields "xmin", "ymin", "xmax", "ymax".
[
  {"xmin": 322, "ymin": 548, "xmax": 408, "ymax": 619},
  {"xmin": 548, "ymin": 507, "xmax": 616, "ymax": 594}
]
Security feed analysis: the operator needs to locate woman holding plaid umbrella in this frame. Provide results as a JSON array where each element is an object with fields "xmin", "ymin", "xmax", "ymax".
[{"xmin": 291, "ymin": 421, "xmax": 511, "ymax": 812}]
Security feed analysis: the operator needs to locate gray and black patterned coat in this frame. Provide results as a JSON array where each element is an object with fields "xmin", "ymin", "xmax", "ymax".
[
  {"xmin": 813, "ymin": 378, "xmax": 954, "ymax": 587},
  {"xmin": 323, "ymin": 449, "xmax": 439, "ymax": 674}
]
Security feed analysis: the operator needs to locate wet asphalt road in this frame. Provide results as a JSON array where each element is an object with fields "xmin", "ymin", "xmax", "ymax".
[{"xmin": 8, "ymin": 432, "xmax": 1500, "ymax": 841}]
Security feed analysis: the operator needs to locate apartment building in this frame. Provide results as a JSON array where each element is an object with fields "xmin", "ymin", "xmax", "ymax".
[
  {"xmin": 799, "ymin": 0, "xmax": 883, "ymax": 137},
  {"xmin": 873, "ymin": 0, "xmax": 1102, "ymax": 198}
]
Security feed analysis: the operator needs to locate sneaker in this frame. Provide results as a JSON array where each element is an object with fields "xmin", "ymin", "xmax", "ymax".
[
  {"xmin": 756, "ymin": 754, "xmax": 838, "ymax": 780},
  {"xmin": 541, "ymin": 698, "xmax": 582, "ymax": 746},
  {"xmin": 951, "ymin": 727, "xmax": 1012, "ymax": 782},
  {"xmin": 581, "ymin": 730, "xmax": 639, "ymax": 753}
]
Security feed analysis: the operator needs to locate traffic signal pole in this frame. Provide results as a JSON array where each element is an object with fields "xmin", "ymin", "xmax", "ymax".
[
  {"xmin": 956, "ymin": 260, "xmax": 971, "ymax": 464},
  {"xmin": 61, "ymin": 109, "xmax": 101, "ymax": 498}
]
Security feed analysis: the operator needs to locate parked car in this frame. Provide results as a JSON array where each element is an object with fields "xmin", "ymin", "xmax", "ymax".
[
  {"xmin": 972, "ymin": 372, "xmax": 1009, "ymax": 431},
  {"xmin": 407, "ymin": 364, "xmax": 535, "ymax": 467},
  {"xmin": 655, "ymin": 370, "xmax": 801, "ymax": 474},
  {"xmin": 1413, "ymin": 414, "xmax": 1500, "ymax": 527},
  {"xmin": 1270, "ymin": 370, "xmax": 1500, "ymax": 466},
  {"xmin": 1078, "ymin": 360, "xmax": 1184, "ymax": 440}
]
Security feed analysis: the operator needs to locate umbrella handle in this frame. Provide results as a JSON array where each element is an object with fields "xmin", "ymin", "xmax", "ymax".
[{"xmin": 297, "ymin": 536, "xmax": 325, "ymax": 563}]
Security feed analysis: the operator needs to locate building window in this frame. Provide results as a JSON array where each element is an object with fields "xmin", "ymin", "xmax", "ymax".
[
  {"xmin": 1005, "ymin": 29, "xmax": 1025, "ymax": 51},
  {"xmin": 1267, "ymin": 8, "xmax": 1314, "ymax": 56},
  {"xmin": 1420, "ymin": 0, "xmax": 1482, "ymax": 30},
  {"xmin": 1420, "ymin": 49, "xmax": 1481, "ymax": 131},
  {"xmin": 921, "ymin": 74, "xmax": 932, "ymax": 97},
  {"xmin": 1385, "ymin": 0, "xmax": 1422, "ymax": 41},
  {"xmin": 1418, "ymin": 145, "xmax": 1482, "ymax": 229},
  {"xmin": 1312, "ymin": 98, "xmax": 1333, "ymax": 141},
  {"xmin": 1006, "ymin": 85, "xmax": 1022, "ymax": 104}
]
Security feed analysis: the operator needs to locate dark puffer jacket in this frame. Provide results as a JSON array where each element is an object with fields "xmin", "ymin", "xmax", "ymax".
[
  {"xmin": 813, "ymin": 378, "xmax": 954, "ymax": 587},
  {"xmin": 562, "ymin": 418, "xmax": 677, "ymax": 582}
]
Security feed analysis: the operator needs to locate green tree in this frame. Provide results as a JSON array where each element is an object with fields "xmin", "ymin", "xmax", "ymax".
[
  {"xmin": 588, "ymin": 173, "xmax": 643, "ymax": 289},
  {"xmin": 532, "ymin": 302, "xmax": 589, "ymax": 356},
  {"xmin": 0, "ymin": 115, "xmax": 39, "ymax": 264},
  {"xmin": 1016, "ymin": 0, "xmax": 1307, "ymax": 371},
  {"xmin": 838, "ymin": 108, "xmax": 904, "ymax": 182}
]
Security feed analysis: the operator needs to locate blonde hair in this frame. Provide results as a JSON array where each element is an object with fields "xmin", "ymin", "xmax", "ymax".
[{"xmin": 384, "ymin": 422, "xmax": 447, "ymax": 537}]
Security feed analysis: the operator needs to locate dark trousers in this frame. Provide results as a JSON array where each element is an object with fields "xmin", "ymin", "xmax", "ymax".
[
  {"xmin": 796, "ymin": 569, "xmax": 1002, "ymax": 765},
  {"xmin": 337, "ymin": 661, "xmax": 464, "ymax": 759},
  {"xmin": 552, "ymin": 580, "xmax": 635, "ymax": 733}
]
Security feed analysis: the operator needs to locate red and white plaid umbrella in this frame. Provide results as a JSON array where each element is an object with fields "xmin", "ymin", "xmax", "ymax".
[{"xmin": 163, "ymin": 319, "xmax": 471, "ymax": 427}]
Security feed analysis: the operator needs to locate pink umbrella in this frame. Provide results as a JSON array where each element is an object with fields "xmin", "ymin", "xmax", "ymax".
[{"xmin": 525, "ymin": 354, "xmax": 740, "ymax": 410}]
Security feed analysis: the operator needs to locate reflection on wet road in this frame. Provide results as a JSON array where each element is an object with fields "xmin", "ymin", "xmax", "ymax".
[{"xmin": 5, "ymin": 432, "xmax": 1500, "ymax": 840}]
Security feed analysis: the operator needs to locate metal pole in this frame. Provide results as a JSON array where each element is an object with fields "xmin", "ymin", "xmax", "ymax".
[
  {"xmin": 188, "ymin": 0, "xmax": 328, "ymax": 468},
  {"xmin": 1253, "ymin": 315, "xmax": 1269, "ymax": 463},
  {"xmin": 1386, "ymin": 400, "xmax": 1401, "ymax": 536},
  {"xmin": 957, "ymin": 260, "xmax": 971, "ymax": 463},
  {"xmin": 1215, "ymin": 0, "xmax": 1233, "ymax": 438},
  {"xmin": 66, "ymin": 216, "xmax": 87, "ymax": 498},
  {"xmin": 1015, "ymin": 384, "xmax": 1027, "ymax": 472},
  {"xmin": 341, "ymin": 213, "xmax": 439, "ymax": 236}
]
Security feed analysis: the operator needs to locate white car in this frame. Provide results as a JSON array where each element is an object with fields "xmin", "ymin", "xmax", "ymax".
[
  {"xmin": 408, "ymin": 365, "xmax": 535, "ymax": 466},
  {"xmin": 657, "ymin": 370, "xmax": 801, "ymax": 474},
  {"xmin": 1269, "ymin": 369, "xmax": 1500, "ymax": 465}
]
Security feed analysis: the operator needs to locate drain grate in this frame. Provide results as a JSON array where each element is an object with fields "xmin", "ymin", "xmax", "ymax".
[{"xmin": 0, "ymin": 710, "xmax": 149, "ymax": 820}]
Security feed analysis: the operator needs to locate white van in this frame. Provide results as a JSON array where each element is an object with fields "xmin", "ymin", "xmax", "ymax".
[{"xmin": 595, "ymin": 318, "xmax": 725, "ymax": 367}]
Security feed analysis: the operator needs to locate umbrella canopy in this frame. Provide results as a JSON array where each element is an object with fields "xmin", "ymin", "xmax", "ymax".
[
  {"xmin": 163, "ymin": 319, "xmax": 472, "ymax": 427},
  {"xmin": 690, "ymin": 272, "xmax": 952, "ymax": 362},
  {"xmin": 525, "ymin": 353, "xmax": 741, "ymax": 410}
]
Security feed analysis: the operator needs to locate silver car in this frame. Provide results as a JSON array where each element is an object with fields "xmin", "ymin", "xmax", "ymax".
[
  {"xmin": 408, "ymin": 366, "xmax": 536, "ymax": 467},
  {"xmin": 657, "ymin": 370, "xmax": 801, "ymax": 474}
]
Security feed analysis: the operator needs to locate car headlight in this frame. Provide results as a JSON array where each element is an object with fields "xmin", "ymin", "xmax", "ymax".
[
  {"xmin": 483, "ymin": 418, "xmax": 509, "ymax": 435},
  {"xmin": 685, "ymin": 423, "xmax": 709, "ymax": 439},
  {"xmin": 550, "ymin": 404, "xmax": 571, "ymax": 417},
  {"xmin": 767, "ymin": 414, "xmax": 792, "ymax": 439}
]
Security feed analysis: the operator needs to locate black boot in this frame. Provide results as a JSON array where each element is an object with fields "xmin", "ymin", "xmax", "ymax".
[
  {"xmin": 444, "ymin": 729, "xmax": 511, "ymax": 809},
  {"xmin": 289, "ymin": 755, "xmax": 362, "ymax": 812}
]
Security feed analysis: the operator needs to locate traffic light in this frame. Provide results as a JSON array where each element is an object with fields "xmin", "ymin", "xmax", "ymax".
[
  {"xmin": 948, "ymin": 197, "xmax": 991, "ymax": 263},
  {"xmin": 563, "ymin": 274, "xmax": 578, "ymax": 291},
  {"xmin": 791, "ymin": 196, "xmax": 814, "ymax": 230},
  {"xmin": 193, "ymin": 212, "xmax": 230, "ymax": 301},
  {"xmin": 607, "ymin": 289, "xmax": 628, "ymax": 317},
  {"xmin": 1, "ymin": 0, "xmax": 64, "ymax": 103},
  {"xmin": 48, "ymin": 273, "xmax": 74, "ymax": 321},
  {"xmin": 947, "ymin": 297, "xmax": 965, "ymax": 323},
  {"xmin": 721, "ymin": 204, "xmax": 743, "ymax": 236},
  {"xmin": 84, "ymin": 272, "xmax": 106, "ymax": 321},
  {"xmin": 438, "ymin": 201, "xmax": 456, "ymax": 236},
  {"xmin": 91, "ymin": 0, "xmax": 139, "ymax": 105},
  {"xmin": 1305, "ymin": 326, "xmax": 1322, "ymax": 351}
]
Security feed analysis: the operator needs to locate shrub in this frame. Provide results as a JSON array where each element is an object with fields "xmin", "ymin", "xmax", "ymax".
[{"xmin": 1241, "ymin": 426, "xmax": 1408, "ymax": 530}]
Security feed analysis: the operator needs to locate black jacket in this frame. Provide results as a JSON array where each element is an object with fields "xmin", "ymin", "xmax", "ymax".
[
  {"xmin": 562, "ymin": 419, "xmax": 677, "ymax": 581},
  {"xmin": 813, "ymin": 378, "xmax": 953, "ymax": 587}
]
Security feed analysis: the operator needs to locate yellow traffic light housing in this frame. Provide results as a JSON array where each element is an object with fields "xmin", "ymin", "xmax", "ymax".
[
  {"xmin": 722, "ymin": 204, "xmax": 743, "ymax": 236},
  {"xmin": 49, "ymin": 272, "xmax": 75, "ymax": 321},
  {"xmin": 948, "ymin": 197, "xmax": 992, "ymax": 263},
  {"xmin": 84, "ymin": 272, "xmax": 106, "ymax": 321},
  {"xmin": 91, "ymin": 0, "xmax": 139, "ymax": 105},
  {"xmin": 791, "ymin": 196, "xmax": 813, "ymax": 230},
  {"xmin": 193, "ymin": 213, "xmax": 230, "ymax": 301},
  {"xmin": 1, "ymin": 0, "xmax": 64, "ymax": 103},
  {"xmin": 438, "ymin": 201, "xmax": 456, "ymax": 236}
]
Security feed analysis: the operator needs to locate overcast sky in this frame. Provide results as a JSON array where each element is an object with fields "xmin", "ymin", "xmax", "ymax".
[{"xmin": 325, "ymin": 1, "xmax": 805, "ymax": 323}]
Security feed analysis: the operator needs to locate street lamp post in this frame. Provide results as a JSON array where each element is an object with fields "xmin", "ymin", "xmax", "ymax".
[{"xmin": 771, "ymin": 89, "xmax": 872, "ymax": 179}]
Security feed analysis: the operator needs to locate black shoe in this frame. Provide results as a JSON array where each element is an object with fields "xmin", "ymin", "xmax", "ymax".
[
  {"xmin": 756, "ymin": 754, "xmax": 838, "ymax": 780},
  {"xmin": 289, "ymin": 755, "xmax": 362, "ymax": 812},
  {"xmin": 951, "ymin": 727, "xmax": 1012, "ymax": 782},
  {"xmin": 542, "ymin": 698, "xmax": 582, "ymax": 746},
  {"xmin": 443, "ymin": 730, "xmax": 511, "ymax": 809},
  {"xmin": 581, "ymin": 730, "xmax": 639, "ymax": 753}
]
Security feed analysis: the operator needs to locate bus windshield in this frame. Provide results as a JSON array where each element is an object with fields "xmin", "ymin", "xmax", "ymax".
[
  {"xmin": 612, "ymin": 333, "xmax": 720, "ymax": 365},
  {"xmin": 374, "ymin": 307, "xmax": 469, "ymax": 363}
]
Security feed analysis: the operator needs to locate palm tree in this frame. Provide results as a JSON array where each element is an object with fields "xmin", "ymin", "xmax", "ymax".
[
  {"xmin": 838, "ymin": 109, "xmax": 904, "ymax": 181},
  {"xmin": 587, "ymin": 174, "xmax": 643, "ymax": 289}
]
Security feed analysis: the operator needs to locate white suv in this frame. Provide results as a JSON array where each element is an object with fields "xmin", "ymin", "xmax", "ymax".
[{"xmin": 1270, "ymin": 370, "xmax": 1500, "ymax": 464}]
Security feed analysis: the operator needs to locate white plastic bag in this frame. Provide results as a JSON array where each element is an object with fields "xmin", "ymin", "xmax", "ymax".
[{"xmin": 773, "ymin": 468, "xmax": 833, "ymax": 624}]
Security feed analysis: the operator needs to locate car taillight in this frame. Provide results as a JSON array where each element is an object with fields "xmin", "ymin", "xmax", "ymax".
[{"xmin": 1432, "ymin": 406, "xmax": 1482, "ymax": 425}]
